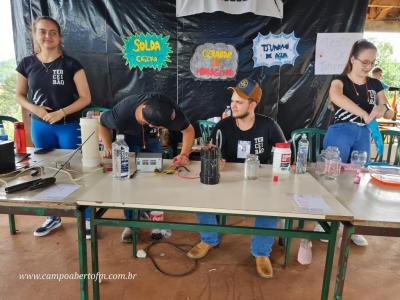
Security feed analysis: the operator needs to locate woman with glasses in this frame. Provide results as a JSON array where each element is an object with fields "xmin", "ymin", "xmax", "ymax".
[{"xmin": 320, "ymin": 39, "xmax": 394, "ymax": 246}]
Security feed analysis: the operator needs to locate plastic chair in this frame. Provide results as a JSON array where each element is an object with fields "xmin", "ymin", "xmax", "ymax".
[
  {"xmin": 0, "ymin": 115, "xmax": 19, "ymax": 235},
  {"xmin": 291, "ymin": 128, "xmax": 326, "ymax": 163},
  {"xmin": 375, "ymin": 129, "xmax": 400, "ymax": 166},
  {"xmin": 0, "ymin": 115, "xmax": 18, "ymax": 124},
  {"xmin": 197, "ymin": 120, "xmax": 217, "ymax": 145}
]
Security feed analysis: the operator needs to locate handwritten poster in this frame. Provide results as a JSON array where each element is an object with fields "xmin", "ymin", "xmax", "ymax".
[
  {"xmin": 190, "ymin": 43, "xmax": 238, "ymax": 80},
  {"xmin": 315, "ymin": 33, "xmax": 363, "ymax": 75},
  {"xmin": 122, "ymin": 33, "xmax": 172, "ymax": 71},
  {"xmin": 252, "ymin": 32, "xmax": 300, "ymax": 68}
]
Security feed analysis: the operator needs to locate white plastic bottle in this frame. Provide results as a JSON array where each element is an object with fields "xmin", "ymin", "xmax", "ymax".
[
  {"xmin": 296, "ymin": 134, "xmax": 309, "ymax": 174},
  {"xmin": 222, "ymin": 106, "xmax": 231, "ymax": 119},
  {"xmin": 112, "ymin": 134, "xmax": 130, "ymax": 180}
]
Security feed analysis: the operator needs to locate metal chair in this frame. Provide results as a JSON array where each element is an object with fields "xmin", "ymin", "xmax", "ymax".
[
  {"xmin": 375, "ymin": 129, "xmax": 400, "ymax": 166},
  {"xmin": 0, "ymin": 115, "xmax": 19, "ymax": 235}
]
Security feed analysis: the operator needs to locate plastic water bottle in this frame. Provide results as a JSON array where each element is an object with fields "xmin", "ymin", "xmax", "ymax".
[
  {"xmin": 296, "ymin": 134, "xmax": 309, "ymax": 174},
  {"xmin": 112, "ymin": 134, "xmax": 130, "ymax": 180},
  {"xmin": 0, "ymin": 124, "xmax": 8, "ymax": 141},
  {"xmin": 222, "ymin": 106, "xmax": 231, "ymax": 119}
]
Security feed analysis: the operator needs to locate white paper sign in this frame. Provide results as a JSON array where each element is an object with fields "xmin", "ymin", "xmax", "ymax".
[
  {"xmin": 252, "ymin": 32, "xmax": 300, "ymax": 68},
  {"xmin": 176, "ymin": 0, "xmax": 283, "ymax": 19},
  {"xmin": 315, "ymin": 32, "xmax": 363, "ymax": 75}
]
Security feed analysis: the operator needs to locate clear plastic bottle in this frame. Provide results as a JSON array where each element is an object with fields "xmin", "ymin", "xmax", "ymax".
[
  {"xmin": 112, "ymin": 134, "xmax": 130, "ymax": 180},
  {"xmin": 296, "ymin": 134, "xmax": 309, "ymax": 174},
  {"xmin": 222, "ymin": 106, "xmax": 231, "ymax": 119},
  {"xmin": 0, "ymin": 124, "xmax": 8, "ymax": 141}
]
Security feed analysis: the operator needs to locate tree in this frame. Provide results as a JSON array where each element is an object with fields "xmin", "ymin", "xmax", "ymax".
[
  {"xmin": 376, "ymin": 41, "xmax": 400, "ymax": 88},
  {"xmin": 0, "ymin": 59, "xmax": 20, "ymax": 119}
]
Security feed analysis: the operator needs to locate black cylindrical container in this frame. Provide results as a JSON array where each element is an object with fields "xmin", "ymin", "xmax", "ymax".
[{"xmin": 200, "ymin": 146, "xmax": 220, "ymax": 185}]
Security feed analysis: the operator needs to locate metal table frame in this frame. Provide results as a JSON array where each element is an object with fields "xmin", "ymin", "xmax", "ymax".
[
  {"xmin": 334, "ymin": 222, "xmax": 400, "ymax": 299},
  {"xmin": 89, "ymin": 207, "xmax": 340, "ymax": 300},
  {"xmin": 0, "ymin": 204, "xmax": 89, "ymax": 300}
]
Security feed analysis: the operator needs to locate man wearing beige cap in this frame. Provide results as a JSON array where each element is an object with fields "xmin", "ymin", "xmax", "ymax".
[{"xmin": 187, "ymin": 78, "xmax": 286, "ymax": 279}]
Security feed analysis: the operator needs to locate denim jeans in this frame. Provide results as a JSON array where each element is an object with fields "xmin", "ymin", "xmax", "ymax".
[
  {"xmin": 124, "ymin": 139, "xmax": 161, "ymax": 220},
  {"xmin": 323, "ymin": 122, "xmax": 371, "ymax": 163},
  {"xmin": 196, "ymin": 213, "xmax": 277, "ymax": 257}
]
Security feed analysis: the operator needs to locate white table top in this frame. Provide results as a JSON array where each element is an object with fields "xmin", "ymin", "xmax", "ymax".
[
  {"xmin": 314, "ymin": 171, "xmax": 400, "ymax": 228},
  {"xmin": 74, "ymin": 161, "xmax": 352, "ymax": 221},
  {"xmin": 0, "ymin": 149, "xmax": 94, "ymax": 209}
]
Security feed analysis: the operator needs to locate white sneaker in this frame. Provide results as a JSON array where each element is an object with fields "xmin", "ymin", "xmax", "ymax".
[
  {"xmin": 314, "ymin": 223, "xmax": 328, "ymax": 243},
  {"xmin": 121, "ymin": 227, "xmax": 132, "ymax": 243},
  {"xmin": 351, "ymin": 234, "xmax": 368, "ymax": 246},
  {"xmin": 85, "ymin": 220, "xmax": 91, "ymax": 240}
]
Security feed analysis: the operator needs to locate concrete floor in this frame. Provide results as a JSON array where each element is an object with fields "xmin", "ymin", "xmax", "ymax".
[{"xmin": 1, "ymin": 211, "xmax": 399, "ymax": 300}]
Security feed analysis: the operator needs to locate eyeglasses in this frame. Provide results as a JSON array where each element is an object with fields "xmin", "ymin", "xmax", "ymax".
[{"xmin": 355, "ymin": 58, "xmax": 376, "ymax": 68}]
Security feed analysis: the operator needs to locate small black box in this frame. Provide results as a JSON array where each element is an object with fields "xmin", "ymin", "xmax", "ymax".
[{"xmin": 0, "ymin": 141, "xmax": 16, "ymax": 174}]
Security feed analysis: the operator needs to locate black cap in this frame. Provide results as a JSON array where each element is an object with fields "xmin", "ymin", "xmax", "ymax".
[{"xmin": 142, "ymin": 95, "xmax": 188, "ymax": 131}]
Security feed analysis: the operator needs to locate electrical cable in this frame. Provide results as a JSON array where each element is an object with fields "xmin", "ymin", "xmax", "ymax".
[{"xmin": 144, "ymin": 241, "xmax": 198, "ymax": 277}]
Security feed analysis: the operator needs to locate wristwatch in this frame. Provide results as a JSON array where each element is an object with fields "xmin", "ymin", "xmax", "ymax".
[{"xmin": 384, "ymin": 103, "xmax": 391, "ymax": 112}]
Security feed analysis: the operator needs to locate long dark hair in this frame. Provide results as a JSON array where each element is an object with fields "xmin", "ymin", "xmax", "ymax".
[
  {"xmin": 31, "ymin": 16, "xmax": 62, "ymax": 53},
  {"xmin": 342, "ymin": 39, "xmax": 377, "ymax": 75}
]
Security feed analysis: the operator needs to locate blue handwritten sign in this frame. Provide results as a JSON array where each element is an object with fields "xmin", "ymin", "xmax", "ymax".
[
  {"xmin": 252, "ymin": 32, "xmax": 300, "ymax": 67},
  {"xmin": 122, "ymin": 33, "xmax": 172, "ymax": 71}
]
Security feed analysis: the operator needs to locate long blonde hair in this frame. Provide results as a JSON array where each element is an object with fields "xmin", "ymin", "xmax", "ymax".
[{"xmin": 31, "ymin": 16, "xmax": 62, "ymax": 53}]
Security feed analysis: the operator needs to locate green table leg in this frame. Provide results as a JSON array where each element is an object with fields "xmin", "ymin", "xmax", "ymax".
[
  {"xmin": 334, "ymin": 222, "xmax": 354, "ymax": 300},
  {"xmin": 284, "ymin": 219, "xmax": 293, "ymax": 267},
  {"xmin": 298, "ymin": 219, "xmax": 305, "ymax": 229},
  {"xmin": 76, "ymin": 208, "xmax": 88, "ymax": 300},
  {"xmin": 221, "ymin": 215, "xmax": 227, "ymax": 225},
  {"xmin": 8, "ymin": 214, "xmax": 16, "ymax": 235},
  {"xmin": 320, "ymin": 221, "xmax": 339, "ymax": 300},
  {"xmin": 91, "ymin": 207, "xmax": 100, "ymax": 300},
  {"xmin": 132, "ymin": 209, "xmax": 138, "ymax": 258}
]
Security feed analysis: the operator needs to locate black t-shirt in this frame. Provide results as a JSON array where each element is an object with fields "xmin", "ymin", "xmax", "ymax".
[
  {"xmin": 332, "ymin": 75, "xmax": 383, "ymax": 125},
  {"xmin": 16, "ymin": 54, "xmax": 83, "ymax": 123},
  {"xmin": 100, "ymin": 94, "xmax": 190, "ymax": 137},
  {"xmin": 210, "ymin": 114, "xmax": 286, "ymax": 164}
]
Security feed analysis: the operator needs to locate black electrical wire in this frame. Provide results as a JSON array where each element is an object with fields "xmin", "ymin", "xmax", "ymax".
[{"xmin": 144, "ymin": 241, "xmax": 198, "ymax": 277}]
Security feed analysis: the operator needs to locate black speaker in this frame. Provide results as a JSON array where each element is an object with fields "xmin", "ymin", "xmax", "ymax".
[{"xmin": 0, "ymin": 141, "xmax": 16, "ymax": 174}]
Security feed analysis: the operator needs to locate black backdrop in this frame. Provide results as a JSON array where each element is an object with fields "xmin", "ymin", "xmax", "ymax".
[{"xmin": 11, "ymin": 0, "xmax": 369, "ymax": 138}]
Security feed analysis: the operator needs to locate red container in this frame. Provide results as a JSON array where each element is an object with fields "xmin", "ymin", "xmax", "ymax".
[
  {"xmin": 14, "ymin": 122, "xmax": 27, "ymax": 154},
  {"xmin": 149, "ymin": 211, "xmax": 164, "ymax": 222}
]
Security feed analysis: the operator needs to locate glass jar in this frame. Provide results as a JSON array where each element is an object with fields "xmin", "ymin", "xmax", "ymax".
[
  {"xmin": 244, "ymin": 154, "xmax": 260, "ymax": 180},
  {"xmin": 315, "ymin": 150, "xmax": 327, "ymax": 176},
  {"xmin": 324, "ymin": 148, "xmax": 341, "ymax": 180}
]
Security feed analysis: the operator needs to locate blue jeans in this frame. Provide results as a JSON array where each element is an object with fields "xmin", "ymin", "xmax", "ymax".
[
  {"xmin": 124, "ymin": 139, "xmax": 161, "ymax": 220},
  {"xmin": 196, "ymin": 213, "xmax": 277, "ymax": 257},
  {"xmin": 323, "ymin": 122, "xmax": 371, "ymax": 163}
]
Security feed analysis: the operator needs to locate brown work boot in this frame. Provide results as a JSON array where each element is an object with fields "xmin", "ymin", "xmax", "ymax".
[
  {"xmin": 187, "ymin": 242, "xmax": 214, "ymax": 259},
  {"xmin": 255, "ymin": 256, "xmax": 273, "ymax": 279}
]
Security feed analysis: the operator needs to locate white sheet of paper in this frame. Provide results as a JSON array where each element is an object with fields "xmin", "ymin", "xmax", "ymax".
[
  {"xmin": 35, "ymin": 183, "xmax": 80, "ymax": 201},
  {"xmin": 293, "ymin": 194, "xmax": 331, "ymax": 213},
  {"xmin": 315, "ymin": 32, "xmax": 363, "ymax": 75}
]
